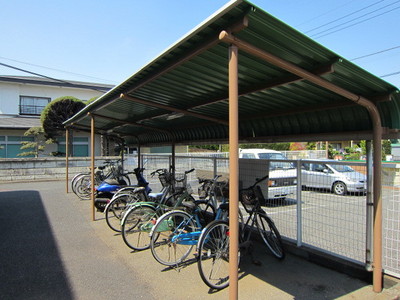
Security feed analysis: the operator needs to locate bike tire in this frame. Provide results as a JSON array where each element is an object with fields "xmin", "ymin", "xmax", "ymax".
[
  {"xmin": 105, "ymin": 194, "xmax": 134, "ymax": 232},
  {"xmin": 74, "ymin": 175, "xmax": 91, "ymax": 200},
  {"xmin": 122, "ymin": 174, "xmax": 131, "ymax": 186},
  {"xmin": 71, "ymin": 173, "xmax": 88, "ymax": 194},
  {"xmin": 121, "ymin": 204, "xmax": 157, "ymax": 250},
  {"xmin": 256, "ymin": 213, "xmax": 285, "ymax": 260},
  {"xmin": 197, "ymin": 220, "xmax": 230, "ymax": 290},
  {"xmin": 150, "ymin": 210, "xmax": 197, "ymax": 266}
]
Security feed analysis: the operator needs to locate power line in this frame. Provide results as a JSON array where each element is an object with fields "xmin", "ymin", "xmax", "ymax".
[
  {"xmin": 0, "ymin": 62, "xmax": 110, "ymax": 92},
  {"xmin": 311, "ymin": 1, "xmax": 400, "ymax": 39},
  {"xmin": 295, "ymin": 1, "xmax": 356, "ymax": 28},
  {"xmin": 380, "ymin": 71, "xmax": 400, "ymax": 78},
  {"xmin": 305, "ymin": 0, "xmax": 386, "ymax": 34},
  {"xmin": 350, "ymin": 45, "xmax": 400, "ymax": 61},
  {"xmin": 0, "ymin": 56, "xmax": 118, "ymax": 84}
]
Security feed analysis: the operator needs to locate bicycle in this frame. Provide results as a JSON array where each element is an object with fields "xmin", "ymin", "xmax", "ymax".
[
  {"xmin": 120, "ymin": 168, "xmax": 196, "ymax": 251},
  {"xmin": 104, "ymin": 167, "xmax": 168, "ymax": 232},
  {"xmin": 149, "ymin": 176, "xmax": 244, "ymax": 267},
  {"xmin": 196, "ymin": 174, "xmax": 285, "ymax": 290},
  {"xmin": 72, "ymin": 159, "xmax": 131, "ymax": 200}
]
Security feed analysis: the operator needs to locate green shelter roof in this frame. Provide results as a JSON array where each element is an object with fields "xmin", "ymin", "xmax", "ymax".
[{"xmin": 64, "ymin": 0, "xmax": 400, "ymax": 146}]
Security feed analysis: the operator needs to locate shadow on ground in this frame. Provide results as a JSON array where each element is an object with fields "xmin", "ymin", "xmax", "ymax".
[
  {"xmin": 0, "ymin": 190, "xmax": 74, "ymax": 300},
  {"xmin": 236, "ymin": 242, "xmax": 369, "ymax": 300}
]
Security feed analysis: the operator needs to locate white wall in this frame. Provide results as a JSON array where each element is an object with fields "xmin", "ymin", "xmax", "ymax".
[
  {"xmin": 0, "ymin": 128, "xmax": 102, "ymax": 157},
  {"xmin": 0, "ymin": 81, "xmax": 105, "ymax": 114}
]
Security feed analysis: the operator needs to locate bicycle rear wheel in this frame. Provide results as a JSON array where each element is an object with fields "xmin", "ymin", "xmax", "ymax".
[
  {"xmin": 121, "ymin": 204, "xmax": 157, "ymax": 250},
  {"xmin": 71, "ymin": 173, "xmax": 88, "ymax": 194},
  {"xmin": 74, "ymin": 175, "xmax": 91, "ymax": 200},
  {"xmin": 256, "ymin": 213, "xmax": 285, "ymax": 260},
  {"xmin": 197, "ymin": 220, "xmax": 230, "ymax": 290},
  {"xmin": 105, "ymin": 194, "xmax": 134, "ymax": 232},
  {"xmin": 150, "ymin": 210, "xmax": 197, "ymax": 266}
]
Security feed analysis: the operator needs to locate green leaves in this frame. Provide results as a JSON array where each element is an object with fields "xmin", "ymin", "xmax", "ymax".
[{"xmin": 40, "ymin": 96, "xmax": 86, "ymax": 139}]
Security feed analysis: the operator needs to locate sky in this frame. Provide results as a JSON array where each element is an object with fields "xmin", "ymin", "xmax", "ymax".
[{"xmin": 0, "ymin": 0, "xmax": 399, "ymax": 88}]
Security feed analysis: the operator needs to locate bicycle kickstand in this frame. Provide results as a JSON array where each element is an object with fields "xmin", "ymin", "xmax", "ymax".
[{"xmin": 239, "ymin": 240, "xmax": 262, "ymax": 266}]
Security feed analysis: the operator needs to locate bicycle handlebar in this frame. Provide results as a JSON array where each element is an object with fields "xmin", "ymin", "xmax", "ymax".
[
  {"xmin": 185, "ymin": 168, "xmax": 195, "ymax": 174},
  {"xmin": 242, "ymin": 174, "xmax": 269, "ymax": 191}
]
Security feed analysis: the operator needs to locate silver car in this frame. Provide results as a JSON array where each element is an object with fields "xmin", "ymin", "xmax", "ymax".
[{"xmin": 301, "ymin": 160, "xmax": 367, "ymax": 195}]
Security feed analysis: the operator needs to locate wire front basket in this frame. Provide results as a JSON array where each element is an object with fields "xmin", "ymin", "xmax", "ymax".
[
  {"xmin": 214, "ymin": 181, "xmax": 229, "ymax": 199},
  {"xmin": 198, "ymin": 179, "xmax": 212, "ymax": 199},
  {"xmin": 173, "ymin": 173, "xmax": 187, "ymax": 192},
  {"xmin": 158, "ymin": 170, "xmax": 173, "ymax": 188},
  {"xmin": 240, "ymin": 185, "xmax": 264, "ymax": 211}
]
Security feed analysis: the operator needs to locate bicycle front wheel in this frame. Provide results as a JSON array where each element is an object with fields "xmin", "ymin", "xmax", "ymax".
[
  {"xmin": 197, "ymin": 220, "xmax": 230, "ymax": 290},
  {"xmin": 105, "ymin": 194, "xmax": 135, "ymax": 232},
  {"xmin": 256, "ymin": 213, "xmax": 285, "ymax": 260},
  {"xmin": 150, "ymin": 210, "xmax": 197, "ymax": 266},
  {"xmin": 121, "ymin": 204, "xmax": 157, "ymax": 250}
]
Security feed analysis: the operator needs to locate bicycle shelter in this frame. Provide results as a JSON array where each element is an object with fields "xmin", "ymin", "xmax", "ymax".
[{"xmin": 63, "ymin": 0, "xmax": 400, "ymax": 297}]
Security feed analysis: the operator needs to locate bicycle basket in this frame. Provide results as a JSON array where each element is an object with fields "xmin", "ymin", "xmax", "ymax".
[
  {"xmin": 240, "ymin": 185, "xmax": 264, "ymax": 209},
  {"xmin": 198, "ymin": 180, "xmax": 212, "ymax": 199},
  {"xmin": 158, "ymin": 170, "xmax": 172, "ymax": 187},
  {"xmin": 174, "ymin": 173, "xmax": 187, "ymax": 191},
  {"xmin": 214, "ymin": 181, "xmax": 229, "ymax": 198}
]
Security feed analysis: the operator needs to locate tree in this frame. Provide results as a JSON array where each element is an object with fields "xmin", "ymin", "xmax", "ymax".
[
  {"xmin": 86, "ymin": 96, "xmax": 99, "ymax": 105},
  {"xmin": 289, "ymin": 142, "xmax": 306, "ymax": 151},
  {"xmin": 18, "ymin": 127, "xmax": 54, "ymax": 158},
  {"xmin": 40, "ymin": 96, "xmax": 86, "ymax": 139}
]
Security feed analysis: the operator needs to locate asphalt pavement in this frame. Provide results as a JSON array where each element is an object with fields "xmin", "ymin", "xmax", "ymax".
[{"xmin": 0, "ymin": 180, "xmax": 399, "ymax": 300}]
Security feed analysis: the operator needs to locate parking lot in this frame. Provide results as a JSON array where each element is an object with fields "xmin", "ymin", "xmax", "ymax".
[{"xmin": 1, "ymin": 180, "xmax": 400, "ymax": 299}]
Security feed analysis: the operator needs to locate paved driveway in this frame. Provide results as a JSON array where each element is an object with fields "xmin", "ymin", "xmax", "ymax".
[{"xmin": 0, "ymin": 180, "xmax": 399, "ymax": 300}]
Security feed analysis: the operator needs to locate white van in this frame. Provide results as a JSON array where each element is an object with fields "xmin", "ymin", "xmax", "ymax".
[{"xmin": 239, "ymin": 149, "xmax": 297, "ymax": 200}]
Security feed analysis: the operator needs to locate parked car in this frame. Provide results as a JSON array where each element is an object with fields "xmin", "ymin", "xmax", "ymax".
[
  {"xmin": 239, "ymin": 149, "xmax": 297, "ymax": 200},
  {"xmin": 301, "ymin": 160, "xmax": 366, "ymax": 195}
]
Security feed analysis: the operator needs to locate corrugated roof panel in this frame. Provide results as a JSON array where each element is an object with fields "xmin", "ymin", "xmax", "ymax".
[{"xmin": 64, "ymin": 0, "xmax": 400, "ymax": 145}]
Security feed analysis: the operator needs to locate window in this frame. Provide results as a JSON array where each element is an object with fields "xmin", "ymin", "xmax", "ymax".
[
  {"xmin": 57, "ymin": 137, "xmax": 89, "ymax": 157},
  {"xmin": 19, "ymin": 96, "xmax": 50, "ymax": 115},
  {"xmin": 0, "ymin": 136, "xmax": 35, "ymax": 158}
]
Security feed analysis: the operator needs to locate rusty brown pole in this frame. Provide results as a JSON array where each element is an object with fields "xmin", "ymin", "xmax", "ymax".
[
  {"xmin": 372, "ymin": 126, "xmax": 383, "ymax": 292},
  {"xmin": 65, "ymin": 128, "xmax": 70, "ymax": 193},
  {"xmin": 219, "ymin": 30, "xmax": 383, "ymax": 292},
  {"xmin": 90, "ymin": 113, "xmax": 96, "ymax": 221},
  {"xmin": 228, "ymin": 44, "xmax": 239, "ymax": 300}
]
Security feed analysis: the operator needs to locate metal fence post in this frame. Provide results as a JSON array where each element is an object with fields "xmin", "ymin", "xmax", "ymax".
[
  {"xmin": 213, "ymin": 156, "xmax": 217, "ymax": 177},
  {"xmin": 296, "ymin": 159, "xmax": 303, "ymax": 247}
]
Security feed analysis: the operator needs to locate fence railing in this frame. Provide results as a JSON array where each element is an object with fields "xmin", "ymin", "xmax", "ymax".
[
  {"xmin": 133, "ymin": 154, "xmax": 399, "ymax": 279},
  {"xmin": 0, "ymin": 153, "xmax": 398, "ymax": 278}
]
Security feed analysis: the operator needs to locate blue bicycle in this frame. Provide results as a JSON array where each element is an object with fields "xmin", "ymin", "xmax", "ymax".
[{"xmin": 149, "ymin": 176, "xmax": 243, "ymax": 266}]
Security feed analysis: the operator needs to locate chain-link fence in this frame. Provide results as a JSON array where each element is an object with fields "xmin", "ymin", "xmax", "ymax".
[
  {"xmin": 124, "ymin": 153, "xmax": 400, "ymax": 279},
  {"xmin": 382, "ymin": 163, "xmax": 400, "ymax": 278}
]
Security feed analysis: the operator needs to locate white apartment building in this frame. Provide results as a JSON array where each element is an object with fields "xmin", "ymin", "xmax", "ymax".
[{"xmin": 0, "ymin": 76, "xmax": 113, "ymax": 158}]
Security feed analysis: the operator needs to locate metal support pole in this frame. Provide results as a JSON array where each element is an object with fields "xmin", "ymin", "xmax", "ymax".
[
  {"xmin": 90, "ymin": 114, "xmax": 96, "ymax": 221},
  {"xmin": 365, "ymin": 140, "xmax": 373, "ymax": 271},
  {"xmin": 121, "ymin": 140, "xmax": 125, "ymax": 171},
  {"xmin": 65, "ymin": 128, "xmax": 70, "ymax": 193},
  {"xmin": 219, "ymin": 30, "xmax": 384, "ymax": 292},
  {"xmin": 171, "ymin": 143, "xmax": 176, "ymax": 172},
  {"xmin": 213, "ymin": 156, "xmax": 217, "ymax": 178},
  {"xmin": 372, "ymin": 126, "xmax": 383, "ymax": 292},
  {"xmin": 228, "ymin": 44, "xmax": 239, "ymax": 300},
  {"xmin": 325, "ymin": 141, "xmax": 329, "ymax": 159},
  {"xmin": 137, "ymin": 145, "xmax": 141, "ymax": 169},
  {"xmin": 296, "ymin": 160, "xmax": 303, "ymax": 247}
]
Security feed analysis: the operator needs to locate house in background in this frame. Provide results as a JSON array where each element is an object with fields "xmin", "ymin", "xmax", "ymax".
[{"xmin": 0, "ymin": 75, "xmax": 113, "ymax": 158}]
